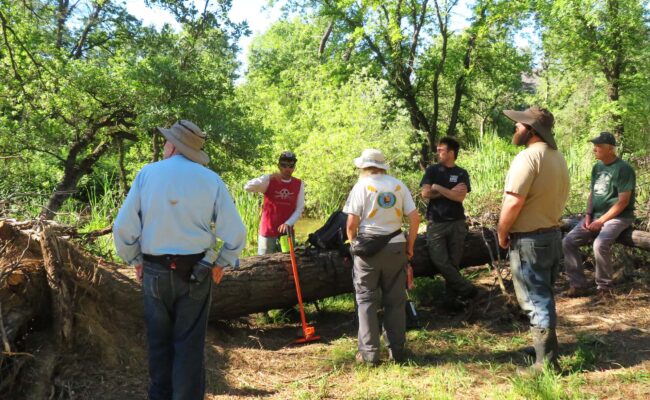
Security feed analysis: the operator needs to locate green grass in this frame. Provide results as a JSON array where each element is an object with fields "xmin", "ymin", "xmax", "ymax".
[
  {"xmin": 316, "ymin": 293, "xmax": 355, "ymax": 313},
  {"xmin": 229, "ymin": 185, "xmax": 263, "ymax": 256},
  {"xmin": 347, "ymin": 363, "xmax": 473, "ymax": 399},
  {"xmin": 409, "ymin": 276, "xmax": 446, "ymax": 306},
  {"xmin": 506, "ymin": 366, "xmax": 589, "ymax": 400},
  {"xmin": 560, "ymin": 333, "xmax": 609, "ymax": 373},
  {"xmin": 615, "ymin": 369, "xmax": 650, "ymax": 384}
]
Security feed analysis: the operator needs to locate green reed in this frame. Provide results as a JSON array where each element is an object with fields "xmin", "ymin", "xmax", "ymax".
[
  {"xmin": 229, "ymin": 185, "xmax": 263, "ymax": 256},
  {"xmin": 461, "ymin": 133, "xmax": 594, "ymax": 219}
]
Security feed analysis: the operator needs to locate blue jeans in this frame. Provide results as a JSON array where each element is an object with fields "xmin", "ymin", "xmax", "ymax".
[
  {"xmin": 142, "ymin": 260, "xmax": 212, "ymax": 400},
  {"xmin": 509, "ymin": 230, "xmax": 561, "ymax": 329}
]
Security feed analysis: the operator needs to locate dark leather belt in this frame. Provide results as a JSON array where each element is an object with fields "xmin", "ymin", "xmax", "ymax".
[
  {"xmin": 143, "ymin": 253, "xmax": 204, "ymax": 264},
  {"xmin": 143, "ymin": 253, "xmax": 204, "ymax": 282},
  {"xmin": 511, "ymin": 227, "xmax": 560, "ymax": 238}
]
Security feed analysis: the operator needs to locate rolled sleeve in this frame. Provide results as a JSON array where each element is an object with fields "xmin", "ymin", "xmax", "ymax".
[
  {"xmin": 504, "ymin": 153, "xmax": 535, "ymax": 196},
  {"xmin": 342, "ymin": 182, "xmax": 364, "ymax": 216}
]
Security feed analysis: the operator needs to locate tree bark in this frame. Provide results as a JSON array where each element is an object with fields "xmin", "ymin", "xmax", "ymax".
[
  {"xmin": 39, "ymin": 226, "xmax": 74, "ymax": 348},
  {"xmin": 2, "ymin": 219, "xmax": 648, "ymax": 329},
  {"xmin": 211, "ymin": 228, "xmax": 505, "ymax": 319}
]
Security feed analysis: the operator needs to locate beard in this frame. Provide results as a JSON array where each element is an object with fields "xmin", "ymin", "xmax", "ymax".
[{"xmin": 512, "ymin": 130, "xmax": 532, "ymax": 146}]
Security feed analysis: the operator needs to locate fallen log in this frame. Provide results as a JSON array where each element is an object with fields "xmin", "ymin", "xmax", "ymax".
[
  {"xmin": 562, "ymin": 218, "xmax": 650, "ymax": 250},
  {"xmin": 0, "ymin": 220, "xmax": 144, "ymax": 393},
  {"xmin": 212, "ymin": 221, "xmax": 650, "ymax": 319},
  {"xmin": 211, "ymin": 227, "xmax": 505, "ymax": 319}
]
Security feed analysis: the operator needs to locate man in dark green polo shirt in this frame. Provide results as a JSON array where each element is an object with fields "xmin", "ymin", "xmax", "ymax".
[{"xmin": 563, "ymin": 132, "xmax": 636, "ymax": 299}]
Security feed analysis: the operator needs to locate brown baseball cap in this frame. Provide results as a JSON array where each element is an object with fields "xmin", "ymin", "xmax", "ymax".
[{"xmin": 503, "ymin": 106, "xmax": 557, "ymax": 150}]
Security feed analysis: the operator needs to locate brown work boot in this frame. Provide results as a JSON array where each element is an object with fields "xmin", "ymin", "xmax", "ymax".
[
  {"xmin": 595, "ymin": 288, "xmax": 615, "ymax": 301},
  {"xmin": 564, "ymin": 286, "xmax": 592, "ymax": 298}
]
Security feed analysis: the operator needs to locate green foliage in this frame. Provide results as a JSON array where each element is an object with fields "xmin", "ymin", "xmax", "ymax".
[
  {"xmin": 508, "ymin": 366, "xmax": 588, "ymax": 400},
  {"xmin": 0, "ymin": 0, "xmax": 266, "ymax": 220},
  {"xmin": 409, "ymin": 276, "xmax": 446, "ymax": 307},
  {"xmin": 229, "ymin": 185, "xmax": 263, "ymax": 256},
  {"xmin": 560, "ymin": 333, "xmax": 609, "ymax": 373},
  {"xmin": 535, "ymin": 0, "xmax": 650, "ymax": 154}
]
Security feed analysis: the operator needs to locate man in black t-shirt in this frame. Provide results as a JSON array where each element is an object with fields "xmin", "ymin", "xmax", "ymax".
[{"xmin": 420, "ymin": 137, "xmax": 478, "ymax": 301}]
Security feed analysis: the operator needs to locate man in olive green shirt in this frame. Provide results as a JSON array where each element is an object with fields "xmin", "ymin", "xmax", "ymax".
[{"xmin": 563, "ymin": 132, "xmax": 636, "ymax": 298}]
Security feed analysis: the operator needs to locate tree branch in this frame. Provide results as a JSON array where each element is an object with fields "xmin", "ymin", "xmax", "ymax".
[{"xmin": 71, "ymin": 1, "xmax": 104, "ymax": 59}]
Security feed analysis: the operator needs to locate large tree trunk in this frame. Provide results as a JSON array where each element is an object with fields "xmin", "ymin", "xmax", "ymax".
[
  {"xmin": 211, "ymin": 228, "xmax": 505, "ymax": 320},
  {"xmin": 2, "ymin": 219, "xmax": 649, "ymax": 330}
]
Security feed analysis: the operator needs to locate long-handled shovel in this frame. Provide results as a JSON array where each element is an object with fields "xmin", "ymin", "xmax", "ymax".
[{"xmin": 287, "ymin": 228, "xmax": 320, "ymax": 344}]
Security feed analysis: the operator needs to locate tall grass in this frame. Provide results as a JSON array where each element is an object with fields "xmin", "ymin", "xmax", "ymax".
[
  {"xmin": 461, "ymin": 133, "xmax": 595, "ymax": 219},
  {"xmin": 228, "ymin": 185, "xmax": 263, "ymax": 257}
]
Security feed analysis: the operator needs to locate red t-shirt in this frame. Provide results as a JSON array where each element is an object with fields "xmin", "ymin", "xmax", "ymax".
[{"xmin": 260, "ymin": 177, "xmax": 302, "ymax": 237}]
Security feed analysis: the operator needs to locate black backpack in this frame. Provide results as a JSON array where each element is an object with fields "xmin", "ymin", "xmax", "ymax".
[{"xmin": 307, "ymin": 211, "xmax": 349, "ymax": 253}]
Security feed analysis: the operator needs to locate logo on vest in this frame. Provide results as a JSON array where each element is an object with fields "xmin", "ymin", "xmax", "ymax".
[{"xmin": 274, "ymin": 188, "xmax": 294, "ymax": 200}]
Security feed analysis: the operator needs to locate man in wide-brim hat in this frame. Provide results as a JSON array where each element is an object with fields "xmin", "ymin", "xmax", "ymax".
[
  {"xmin": 498, "ymin": 106, "xmax": 569, "ymax": 372},
  {"xmin": 157, "ymin": 119, "xmax": 210, "ymax": 165},
  {"xmin": 114, "ymin": 120, "xmax": 246, "ymax": 399},
  {"xmin": 343, "ymin": 149, "xmax": 420, "ymax": 365}
]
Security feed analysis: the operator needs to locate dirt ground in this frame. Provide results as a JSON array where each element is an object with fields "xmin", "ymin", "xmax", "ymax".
[
  {"xmin": 2, "ymin": 241, "xmax": 647, "ymax": 400},
  {"xmin": 24, "ymin": 257, "xmax": 643, "ymax": 400}
]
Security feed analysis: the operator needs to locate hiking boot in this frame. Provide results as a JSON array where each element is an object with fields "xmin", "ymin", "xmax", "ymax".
[
  {"xmin": 388, "ymin": 348, "xmax": 410, "ymax": 363},
  {"xmin": 518, "ymin": 327, "xmax": 560, "ymax": 373},
  {"xmin": 593, "ymin": 288, "xmax": 615, "ymax": 303},
  {"xmin": 355, "ymin": 352, "xmax": 379, "ymax": 367},
  {"xmin": 457, "ymin": 284, "xmax": 479, "ymax": 300},
  {"xmin": 565, "ymin": 286, "xmax": 592, "ymax": 298}
]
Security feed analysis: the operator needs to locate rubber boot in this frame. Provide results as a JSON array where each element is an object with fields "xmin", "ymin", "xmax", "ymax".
[{"xmin": 530, "ymin": 327, "xmax": 560, "ymax": 372}]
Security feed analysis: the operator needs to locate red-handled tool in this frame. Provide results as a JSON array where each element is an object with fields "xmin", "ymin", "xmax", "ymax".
[{"xmin": 287, "ymin": 228, "xmax": 320, "ymax": 344}]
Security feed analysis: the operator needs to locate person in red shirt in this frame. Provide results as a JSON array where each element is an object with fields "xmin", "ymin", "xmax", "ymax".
[{"xmin": 245, "ymin": 151, "xmax": 305, "ymax": 254}]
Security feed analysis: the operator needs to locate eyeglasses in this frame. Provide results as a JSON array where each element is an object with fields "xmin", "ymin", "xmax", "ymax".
[{"xmin": 279, "ymin": 162, "xmax": 295, "ymax": 169}]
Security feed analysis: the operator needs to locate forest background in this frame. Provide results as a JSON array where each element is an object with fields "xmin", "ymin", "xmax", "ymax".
[{"xmin": 1, "ymin": 0, "xmax": 649, "ymax": 257}]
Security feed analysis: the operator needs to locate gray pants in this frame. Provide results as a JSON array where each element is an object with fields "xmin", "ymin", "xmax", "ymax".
[
  {"xmin": 353, "ymin": 242, "xmax": 407, "ymax": 363},
  {"xmin": 562, "ymin": 217, "xmax": 634, "ymax": 289},
  {"xmin": 257, "ymin": 234, "xmax": 280, "ymax": 255},
  {"xmin": 425, "ymin": 220, "xmax": 473, "ymax": 296}
]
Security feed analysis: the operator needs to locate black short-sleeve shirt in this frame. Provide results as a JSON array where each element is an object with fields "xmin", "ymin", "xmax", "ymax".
[{"xmin": 420, "ymin": 164, "xmax": 471, "ymax": 222}]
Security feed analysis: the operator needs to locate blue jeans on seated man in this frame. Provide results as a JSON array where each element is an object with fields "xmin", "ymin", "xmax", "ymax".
[
  {"xmin": 509, "ymin": 230, "xmax": 562, "ymax": 329},
  {"xmin": 142, "ymin": 260, "xmax": 213, "ymax": 400}
]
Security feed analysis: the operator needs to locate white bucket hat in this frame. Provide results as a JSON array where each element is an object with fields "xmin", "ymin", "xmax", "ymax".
[
  {"xmin": 157, "ymin": 120, "xmax": 210, "ymax": 165},
  {"xmin": 354, "ymin": 149, "xmax": 389, "ymax": 170}
]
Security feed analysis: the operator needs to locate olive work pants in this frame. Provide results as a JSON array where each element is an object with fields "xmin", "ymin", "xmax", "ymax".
[{"xmin": 425, "ymin": 220, "xmax": 474, "ymax": 297}]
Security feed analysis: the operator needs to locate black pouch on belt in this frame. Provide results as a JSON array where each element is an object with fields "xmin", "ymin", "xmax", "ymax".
[
  {"xmin": 144, "ymin": 253, "xmax": 205, "ymax": 282},
  {"xmin": 350, "ymin": 229, "xmax": 402, "ymax": 257}
]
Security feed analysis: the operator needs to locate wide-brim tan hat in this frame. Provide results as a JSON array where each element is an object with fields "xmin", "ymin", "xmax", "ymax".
[
  {"xmin": 157, "ymin": 120, "xmax": 210, "ymax": 165},
  {"xmin": 503, "ymin": 106, "xmax": 557, "ymax": 150},
  {"xmin": 354, "ymin": 149, "xmax": 389, "ymax": 170}
]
